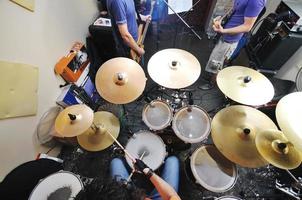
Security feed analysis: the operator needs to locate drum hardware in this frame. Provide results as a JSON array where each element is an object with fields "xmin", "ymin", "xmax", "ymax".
[
  {"xmin": 211, "ymin": 105, "xmax": 278, "ymax": 168},
  {"xmin": 125, "ymin": 130, "xmax": 167, "ymax": 171},
  {"xmin": 95, "ymin": 57, "xmax": 147, "ymax": 104},
  {"xmin": 216, "ymin": 66, "xmax": 275, "ymax": 106},
  {"xmin": 276, "ymin": 92, "xmax": 302, "ymax": 152}
]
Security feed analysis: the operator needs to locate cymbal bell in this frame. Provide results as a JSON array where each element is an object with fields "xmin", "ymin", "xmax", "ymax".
[
  {"xmin": 77, "ymin": 111, "xmax": 120, "ymax": 152},
  {"xmin": 216, "ymin": 66, "xmax": 274, "ymax": 106},
  {"xmin": 95, "ymin": 57, "xmax": 147, "ymax": 104},
  {"xmin": 211, "ymin": 105, "xmax": 278, "ymax": 168},
  {"xmin": 148, "ymin": 49, "xmax": 201, "ymax": 89},
  {"xmin": 276, "ymin": 92, "xmax": 302, "ymax": 152},
  {"xmin": 55, "ymin": 104, "xmax": 94, "ymax": 137},
  {"xmin": 256, "ymin": 129, "xmax": 301, "ymax": 169}
]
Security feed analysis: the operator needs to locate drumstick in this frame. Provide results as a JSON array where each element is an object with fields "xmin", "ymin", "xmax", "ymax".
[
  {"xmin": 105, "ymin": 130, "xmax": 136, "ymax": 162},
  {"xmin": 127, "ymin": 151, "xmax": 146, "ymax": 182}
]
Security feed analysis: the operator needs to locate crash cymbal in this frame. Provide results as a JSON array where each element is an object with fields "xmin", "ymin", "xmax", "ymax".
[
  {"xmin": 77, "ymin": 111, "xmax": 120, "ymax": 152},
  {"xmin": 216, "ymin": 66, "xmax": 274, "ymax": 106},
  {"xmin": 55, "ymin": 104, "xmax": 94, "ymax": 137},
  {"xmin": 211, "ymin": 105, "xmax": 278, "ymax": 168},
  {"xmin": 95, "ymin": 57, "xmax": 147, "ymax": 104},
  {"xmin": 256, "ymin": 129, "xmax": 301, "ymax": 169},
  {"xmin": 276, "ymin": 92, "xmax": 302, "ymax": 152},
  {"xmin": 148, "ymin": 49, "xmax": 201, "ymax": 89}
]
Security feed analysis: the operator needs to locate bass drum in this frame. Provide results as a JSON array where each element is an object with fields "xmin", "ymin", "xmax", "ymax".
[
  {"xmin": 125, "ymin": 130, "xmax": 167, "ymax": 171},
  {"xmin": 29, "ymin": 171, "xmax": 83, "ymax": 200},
  {"xmin": 172, "ymin": 105, "xmax": 211, "ymax": 143},
  {"xmin": 216, "ymin": 196, "xmax": 242, "ymax": 200},
  {"xmin": 190, "ymin": 145, "xmax": 237, "ymax": 193},
  {"xmin": 142, "ymin": 100, "xmax": 173, "ymax": 131}
]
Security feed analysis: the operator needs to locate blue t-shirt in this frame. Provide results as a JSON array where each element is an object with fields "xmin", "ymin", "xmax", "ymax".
[
  {"xmin": 107, "ymin": 0, "xmax": 138, "ymax": 41},
  {"xmin": 223, "ymin": 0, "xmax": 266, "ymax": 43}
]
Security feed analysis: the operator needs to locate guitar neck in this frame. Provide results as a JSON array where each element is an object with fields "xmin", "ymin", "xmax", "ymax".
[{"xmin": 138, "ymin": 1, "xmax": 155, "ymax": 45}]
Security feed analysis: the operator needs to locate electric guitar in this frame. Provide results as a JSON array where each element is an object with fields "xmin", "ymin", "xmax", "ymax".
[
  {"xmin": 210, "ymin": 7, "xmax": 234, "ymax": 43},
  {"xmin": 131, "ymin": 0, "xmax": 156, "ymax": 63}
]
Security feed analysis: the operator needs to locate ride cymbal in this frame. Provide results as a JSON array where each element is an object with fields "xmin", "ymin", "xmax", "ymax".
[
  {"xmin": 216, "ymin": 66, "xmax": 274, "ymax": 106},
  {"xmin": 211, "ymin": 105, "xmax": 278, "ymax": 168},
  {"xmin": 77, "ymin": 111, "xmax": 120, "ymax": 152},
  {"xmin": 148, "ymin": 49, "xmax": 201, "ymax": 89},
  {"xmin": 256, "ymin": 129, "xmax": 301, "ymax": 169},
  {"xmin": 276, "ymin": 92, "xmax": 302, "ymax": 152},
  {"xmin": 55, "ymin": 104, "xmax": 94, "ymax": 137},
  {"xmin": 95, "ymin": 57, "xmax": 147, "ymax": 104}
]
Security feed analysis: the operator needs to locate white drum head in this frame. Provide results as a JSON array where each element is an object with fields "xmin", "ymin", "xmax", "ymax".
[
  {"xmin": 217, "ymin": 196, "xmax": 242, "ymax": 200},
  {"xmin": 190, "ymin": 145, "xmax": 237, "ymax": 193},
  {"xmin": 29, "ymin": 171, "xmax": 83, "ymax": 200},
  {"xmin": 172, "ymin": 106, "xmax": 211, "ymax": 143},
  {"xmin": 125, "ymin": 131, "xmax": 166, "ymax": 170},
  {"xmin": 142, "ymin": 100, "xmax": 173, "ymax": 130}
]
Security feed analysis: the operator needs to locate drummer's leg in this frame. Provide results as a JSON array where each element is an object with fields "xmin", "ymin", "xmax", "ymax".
[
  {"xmin": 149, "ymin": 156, "xmax": 180, "ymax": 199},
  {"xmin": 110, "ymin": 158, "xmax": 129, "ymax": 182}
]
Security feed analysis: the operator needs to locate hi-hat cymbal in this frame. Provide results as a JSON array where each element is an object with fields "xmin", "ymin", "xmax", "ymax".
[
  {"xmin": 148, "ymin": 49, "xmax": 201, "ymax": 89},
  {"xmin": 256, "ymin": 129, "xmax": 301, "ymax": 169},
  {"xmin": 55, "ymin": 104, "xmax": 94, "ymax": 137},
  {"xmin": 95, "ymin": 57, "xmax": 147, "ymax": 104},
  {"xmin": 276, "ymin": 92, "xmax": 302, "ymax": 152},
  {"xmin": 217, "ymin": 66, "xmax": 274, "ymax": 106},
  {"xmin": 77, "ymin": 111, "xmax": 120, "ymax": 152},
  {"xmin": 211, "ymin": 105, "xmax": 278, "ymax": 168}
]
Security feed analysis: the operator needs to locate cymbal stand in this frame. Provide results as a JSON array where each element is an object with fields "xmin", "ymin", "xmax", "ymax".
[
  {"xmin": 161, "ymin": 0, "xmax": 201, "ymax": 40},
  {"xmin": 286, "ymin": 170, "xmax": 302, "ymax": 187}
]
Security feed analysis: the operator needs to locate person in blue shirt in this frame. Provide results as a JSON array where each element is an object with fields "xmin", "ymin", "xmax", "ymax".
[
  {"xmin": 200, "ymin": 0, "xmax": 266, "ymax": 90},
  {"xmin": 107, "ymin": 0, "xmax": 149, "ymax": 57}
]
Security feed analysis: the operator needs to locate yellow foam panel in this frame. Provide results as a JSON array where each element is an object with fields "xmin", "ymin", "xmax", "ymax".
[
  {"xmin": 0, "ymin": 60, "xmax": 38, "ymax": 119},
  {"xmin": 10, "ymin": 0, "xmax": 35, "ymax": 12}
]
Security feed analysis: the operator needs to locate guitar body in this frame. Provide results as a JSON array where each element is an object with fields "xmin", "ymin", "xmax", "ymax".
[{"xmin": 130, "ymin": 0, "xmax": 155, "ymax": 63}]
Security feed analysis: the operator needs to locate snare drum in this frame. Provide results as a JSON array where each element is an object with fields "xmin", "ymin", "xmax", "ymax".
[
  {"xmin": 142, "ymin": 100, "xmax": 173, "ymax": 131},
  {"xmin": 216, "ymin": 196, "xmax": 242, "ymax": 200},
  {"xmin": 190, "ymin": 145, "xmax": 237, "ymax": 193},
  {"xmin": 125, "ymin": 130, "xmax": 166, "ymax": 170},
  {"xmin": 172, "ymin": 105, "xmax": 211, "ymax": 143},
  {"xmin": 29, "ymin": 171, "xmax": 83, "ymax": 200}
]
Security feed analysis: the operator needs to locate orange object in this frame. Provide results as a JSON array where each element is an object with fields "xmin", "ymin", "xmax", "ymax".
[{"xmin": 55, "ymin": 42, "xmax": 89, "ymax": 83}]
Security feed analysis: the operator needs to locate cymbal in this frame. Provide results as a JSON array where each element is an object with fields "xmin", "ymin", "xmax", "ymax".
[
  {"xmin": 95, "ymin": 57, "xmax": 147, "ymax": 104},
  {"xmin": 256, "ymin": 129, "xmax": 301, "ymax": 169},
  {"xmin": 211, "ymin": 105, "xmax": 278, "ymax": 168},
  {"xmin": 147, "ymin": 49, "xmax": 201, "ymax": 89},
  {"xmin": 276, "ymin": 92, "xmax": 302, "ymax": 152},
  {"xmin": 77, "ymin": 111, "xmax": 120, "ymax": 152},
  {"xmin": 55, "ymin": 104, "xmax": 94, "ymax": 137},
  {"xmin": 216, "ymin": 66, "xmax": 274, "ymax": 106}
]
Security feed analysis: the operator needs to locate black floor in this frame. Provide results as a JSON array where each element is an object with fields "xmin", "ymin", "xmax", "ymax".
[{"xmin": 60, "ymin": 23, "xmax": 298, "ymax": 200}]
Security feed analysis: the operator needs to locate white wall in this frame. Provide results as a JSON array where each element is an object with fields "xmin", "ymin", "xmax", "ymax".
[{"xmin": 0, "ymin": 0, "xmax": 98, "ymax": 180}]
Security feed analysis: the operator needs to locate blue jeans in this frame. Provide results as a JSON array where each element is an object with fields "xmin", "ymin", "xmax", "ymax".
[{"xmin": 110, "ymin": 156, "xmax": 180, "ymax": 200}]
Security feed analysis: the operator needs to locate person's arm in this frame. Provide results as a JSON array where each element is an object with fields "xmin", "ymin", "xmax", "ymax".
[
  {"xmin": 143, "ymin": 168, "xmax": 181, "ymax": 200},
  {"xmin": 117, "ymin": 24, "xmax": 145, "ymax": 55},
  {"xmin": 213, "ymin": 16, "xmax": 257, "ymax": 35}
]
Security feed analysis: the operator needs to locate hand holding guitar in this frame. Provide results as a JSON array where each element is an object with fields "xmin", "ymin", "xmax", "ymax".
[{"xmin": 213, "ymin": 16, "xmax": 224, "ymax": 33}]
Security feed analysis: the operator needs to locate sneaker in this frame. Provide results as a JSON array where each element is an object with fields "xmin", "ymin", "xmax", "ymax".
[{"xmin": 199, "ymin": 83, "xmax": 214, "ymax": 90}]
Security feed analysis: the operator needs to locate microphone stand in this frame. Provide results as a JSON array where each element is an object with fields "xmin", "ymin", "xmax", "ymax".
[{"xmin": 162, "ymin": 0, "xmax": 202, "ymax": 40}]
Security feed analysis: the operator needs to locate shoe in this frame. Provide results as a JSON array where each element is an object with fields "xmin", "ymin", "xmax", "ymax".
[{"xmin": 199, "ymin": 83, "xmax": 214, "ymax": 90}]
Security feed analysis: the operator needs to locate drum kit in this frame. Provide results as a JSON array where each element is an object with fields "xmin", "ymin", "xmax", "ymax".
[{"xmin": 50, "ymin": 48, "xmax": 302, "ymax": 199}]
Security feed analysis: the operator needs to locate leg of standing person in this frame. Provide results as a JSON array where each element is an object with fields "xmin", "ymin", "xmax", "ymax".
[
  {"xmin": 200, "ymin": 39, "xmax": 238, "ymax": 90},
  {"xmin": 148, "ymin": 156, "xmax": 180, "ymax": 200},
  {"xmin": 110, "ymin": 158, "xmax": 130, "ymax": 182}
]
